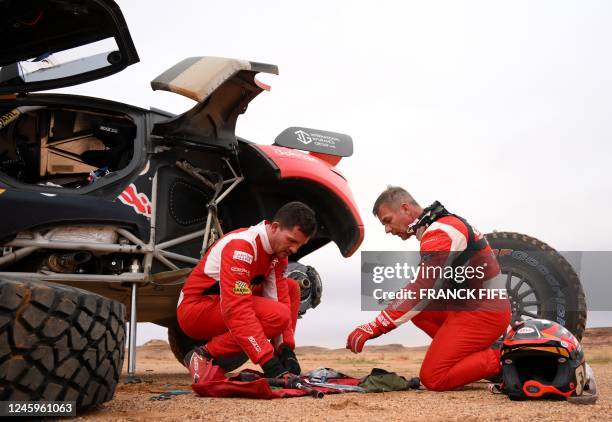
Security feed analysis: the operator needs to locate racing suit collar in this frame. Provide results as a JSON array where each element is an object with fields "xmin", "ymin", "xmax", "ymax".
[{"xmin": 253, "ymin": 220, "xmax": 273, "ymax": 255}]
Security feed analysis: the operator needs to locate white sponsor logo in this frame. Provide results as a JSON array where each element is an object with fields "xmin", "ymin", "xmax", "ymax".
[
  {"xmin": 561, "ymin": 340, "xmax": 569, "ymax": 348},
  {"xmin": 575, "ymin": 365, "xmax": 585, "ymax": 395},
  {"xmin": 271, "ymin": 147, "xmax": 316, "ymax": 161},
  {"xmin": 248, "ymin": 336, "xmax": 262, "ymax": 353},
  {"xmin": 294, "ymin": 131, "xmax": 340, "ymax": 150},
  {"xmin": 233, "ymin": 250, "xmax": 253, "ymax": 264},
  {"xmin": 230, "ymin": 266, "xmax": 250, "ymax": 276},
  {"xmin": 376, "ymin": 314, "xmax": 390, "ymax": 327},
  {"xmin": 359, "ymin": 323, "xmax": 374, "ymax": 335},
  {"xmin": 517, "ymin": 327, "xmax": 535, "ymax": 334},
  {"xmin": 99, "ymin": 125, "xmax": 119, "ymax": 134},
  {"xmin": 295, "ymin": 130, "xmax": 312, "ymax": 145}
]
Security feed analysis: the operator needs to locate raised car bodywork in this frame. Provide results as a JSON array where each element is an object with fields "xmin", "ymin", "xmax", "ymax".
[{"xmin": 0, "ymin": 1, "xmax": 364, "ymax": 329}]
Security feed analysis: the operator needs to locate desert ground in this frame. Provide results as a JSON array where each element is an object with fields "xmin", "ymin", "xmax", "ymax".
[{"xmin": 67, "ymin": 328, "xmax": 612, "ymax": 421}]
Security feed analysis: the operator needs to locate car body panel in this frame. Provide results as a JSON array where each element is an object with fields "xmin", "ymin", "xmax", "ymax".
[
  {"xmin": 0, "ymin": 0, "xmax": 139, "ymax": 94},
  {"xmin": 151, "ymin": 56, "xmax": 278, "ymax": 149},
  {"xmin": 255, "ymin": 144, "xmax": 364, "ymax": 257}
]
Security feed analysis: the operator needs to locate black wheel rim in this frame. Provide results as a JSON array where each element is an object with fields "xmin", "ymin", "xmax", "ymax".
[{"xmin": 504, "ymin": 270, "xmax": 542, "ymax": 321}]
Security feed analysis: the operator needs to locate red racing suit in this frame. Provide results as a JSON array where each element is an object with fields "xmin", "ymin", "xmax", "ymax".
[
  {"xmin": 378, "ymin": 215, "xmax": 511, "ymax": 390},
  {"xmin": 177, "ymin": 221, "xmax": 298, "ymax": 365}
]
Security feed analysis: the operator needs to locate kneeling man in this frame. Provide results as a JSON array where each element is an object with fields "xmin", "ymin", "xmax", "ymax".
[
  {"xmin": 178, "ymin": 202, "xmax": 316, "ymax": 381},
  {"xmin": 347, "ymin": 187, "xmax": 511, "ymax": 391}
]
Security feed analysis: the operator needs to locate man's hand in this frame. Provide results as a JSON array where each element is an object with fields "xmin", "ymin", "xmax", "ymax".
[
  {"xmin": 277, "ymin": 344, "xmax": 301, "ymax": 375},
  {"xmin": 261, "ymin": 356, "xmax": 288, "ymax": 378},
  {"xmin": 346, "ymin": 312, "xmax": 396, "ymax": 353}
]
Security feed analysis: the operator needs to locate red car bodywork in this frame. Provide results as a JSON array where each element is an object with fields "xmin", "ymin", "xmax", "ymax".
[{"xmin": 256, "ymin": 144, "xmax": 364, "ymax": 257}]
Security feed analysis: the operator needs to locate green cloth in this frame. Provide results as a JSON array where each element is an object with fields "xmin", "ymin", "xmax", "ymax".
[{"xmin": 359, "ymin": 368, "xmax": 418, "ymax": 393}]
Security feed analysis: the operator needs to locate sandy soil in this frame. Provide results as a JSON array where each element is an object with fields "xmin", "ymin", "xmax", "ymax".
[{"xmin": 68, "ymin": 328, "xmax": 612, "ymax": 421}]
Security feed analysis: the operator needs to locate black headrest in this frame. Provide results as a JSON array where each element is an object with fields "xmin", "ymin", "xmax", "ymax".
[{"xmin": 93, "ymin": 120, "xmax": 136, "ymax": 147}]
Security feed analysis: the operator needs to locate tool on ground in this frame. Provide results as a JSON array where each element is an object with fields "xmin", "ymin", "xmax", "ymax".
[
  {"xmin": 150, "ymin": 389, "xmax": 192, "ymax": 401},
  {"xmin": 304, "ymin": 381, "xmax": 367, "ymax": 393},
  {"xmin": 237, "ymin": 372, "xmax": 324, "ymax": 399}
]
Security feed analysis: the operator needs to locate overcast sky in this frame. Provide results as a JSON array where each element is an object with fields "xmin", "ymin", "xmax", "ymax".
[{"xmin": 53, "ymin": 0, "xmax": 612, "ymax": 347}]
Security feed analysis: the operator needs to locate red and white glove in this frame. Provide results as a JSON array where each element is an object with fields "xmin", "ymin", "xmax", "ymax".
[{"xmin": 346, "ymin": 312, "xmax": 396, "ymax": 353}]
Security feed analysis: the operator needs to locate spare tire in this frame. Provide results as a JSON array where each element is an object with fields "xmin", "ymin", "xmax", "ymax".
[
  {"xmin": 0, "ymin": 278, "xmax": 126, "ymax": 409},
  {"xmin": 485, "ymin": 232, "xmax": 587, "ymax": 340}
]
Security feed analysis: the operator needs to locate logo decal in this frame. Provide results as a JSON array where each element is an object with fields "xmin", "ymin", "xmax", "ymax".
[
  {"xmin": 358, "ymin": 323, "xmax": 374, "ymax": 335},
  {"xmin": 99, "ymin": 125, "xmax": 119, "ymax": 134},
  {"xmin": 233, "ymin": 250, "xmax": 253, "ymax": 264},
  {"xmin": 248, "ymin": 336, "xmax": 262, "ymax": 353},
  {"xmin": 230, "ymin": 266, "xmax": 251, "ymax": 276},
  {"xmin": 118, "ymin": 184, "xmax": 152, "ymax": 217},
  {"xmin": 575, "ymin": 365, "xmax": 585, "ymax": 395},
  {"xmin": 233, "ymin": 281, "xmax": 252, "ymax": 295},
  {"xmin": 294, "ymin": 130, "xmax": 312, "ymax": 145},
  {"xmin": 517, "ymin": 327, "xmax": 535, "ymax": 334},
  {"xmin": 376, "ymin": 313, "xmax": 392, "ymax": 328}
]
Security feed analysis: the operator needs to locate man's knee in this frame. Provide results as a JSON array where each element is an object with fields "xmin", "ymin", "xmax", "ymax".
[
  {"xmin": 419, "ymin": 366, "xmax": 451, "ymax": 391},
  {"xmin": 419, "ymin": 354, "xmax": 456, "ymax": 391},
  {"xmin": 259, "ymin": 302, "xmax": 291, "ymax": 336}
]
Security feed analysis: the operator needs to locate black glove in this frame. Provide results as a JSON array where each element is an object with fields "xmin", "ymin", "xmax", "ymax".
[
  {"xmin": 278, "ymin": 344, "xmax": 301, "ymax": 375},
  {"xmin": 261, "ymin": 356, "xmax": 288, "ymax": 378}
]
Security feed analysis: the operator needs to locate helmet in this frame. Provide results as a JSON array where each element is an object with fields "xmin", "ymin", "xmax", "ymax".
[{"xmin": 501, "ymin": 319, "xmax": 588, "ymax": 401}]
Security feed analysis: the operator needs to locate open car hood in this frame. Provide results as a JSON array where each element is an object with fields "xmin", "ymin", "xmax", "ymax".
[
  {"xmin": 151, "ymin": 56, "xmax": 278, "ymax": 149},
  {"xmin": 0, "ymin": 0, "xmax": 139, "ymax": 94}
]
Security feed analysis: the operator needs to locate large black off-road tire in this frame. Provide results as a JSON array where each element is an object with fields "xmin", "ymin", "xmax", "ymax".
[
  {"xmin": 0, "ymin": 279, "xmax": 126, "ymax": 408},
  {"xmin": 168, "ymin": 324, "xmax": 247, "ymax": 371},
  {"xmin": 485, "ymin": 232, "xmax": 587, "ymax": 340}
]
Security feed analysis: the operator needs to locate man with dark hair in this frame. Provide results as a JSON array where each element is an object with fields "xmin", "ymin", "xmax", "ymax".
[
  {"xmin": 347, "ymin": 187, "xmax": 511, "ymax": 391},
  {"xmin": 177, "ymin": 201, "xmax": 317, "ymax": 382}
]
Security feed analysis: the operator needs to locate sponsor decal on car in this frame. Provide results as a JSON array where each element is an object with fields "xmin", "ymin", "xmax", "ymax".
[
  {"xmin": 118, "ymin": 184, "xmax": 152, "ymax": 217},
  {"xmin": 294, "ymin": 130, "xmax": 312, "ymax": 145},
  {"xmin": 248, "ymin": 336, "xmax": 262, "ymax": 353},
  {"xmin": 232, "ymin": 250, "xmax": 253, "ymax": 264},
  {"xmin": 271, "ymin": 147, "xmax": 316, "ymax": 161},
  {"xmin": 517, "ymin": 327, "xmax": 536, "ymax": 334},
  {"xmin": 233, "ymin": 281, "xmax": 252, "ymax": 295}
]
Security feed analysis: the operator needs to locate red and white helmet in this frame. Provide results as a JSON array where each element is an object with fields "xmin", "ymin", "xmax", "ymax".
[{"xmin": 501, "ymin": 319, "xmax": 595, "ymax": 401}]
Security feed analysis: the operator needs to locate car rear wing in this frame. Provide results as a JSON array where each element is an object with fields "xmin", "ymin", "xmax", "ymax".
[
  {"xmin": 274, "ymin": 127, "xmax": 353, "ymax": 165},
  {"xmin": 150, "ymin": 56, "xmax": 278, "ymax": 148}
]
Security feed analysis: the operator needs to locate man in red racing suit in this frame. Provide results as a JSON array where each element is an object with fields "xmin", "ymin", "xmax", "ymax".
[
  {"xmin": 347, "ymin": 187, "xmax": 511, "ymax": 391},
  {"xmin": 178, "ymin": 202, "xmax": 316, "ymax": 382}
]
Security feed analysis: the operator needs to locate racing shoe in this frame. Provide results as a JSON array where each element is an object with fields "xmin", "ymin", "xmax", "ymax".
[{"xmin": 185, "ymin": 346, "xmax": 225, "ymax": 384}]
